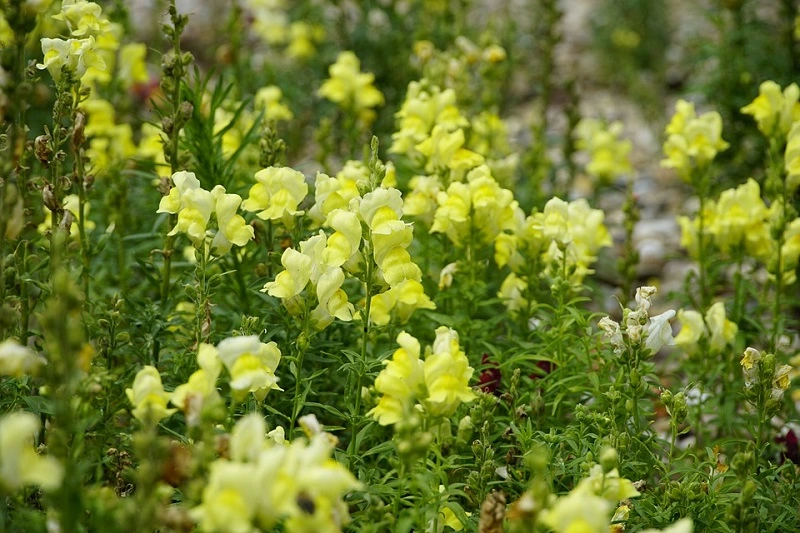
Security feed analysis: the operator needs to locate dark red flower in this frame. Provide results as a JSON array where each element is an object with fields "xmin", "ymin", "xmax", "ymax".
[
  {"xmin": 478, "ymin": 353, "xmax": 502, "ymax": 395},
  {"xmin": 530, "ymin": 360, "xmax": 554, "ymax": 380},
  {"xmin": 776, "ymin": 428, "xmax": 799, "ymax": 464}
]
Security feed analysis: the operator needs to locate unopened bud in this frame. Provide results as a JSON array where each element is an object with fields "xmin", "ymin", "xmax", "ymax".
[
  {"xmin": 180, "ymin": 101, "xmax": 194, "ymax": 122},
  {"xmin": 600, "ymin": 446, "xmax": 619, "ymax": 473}
]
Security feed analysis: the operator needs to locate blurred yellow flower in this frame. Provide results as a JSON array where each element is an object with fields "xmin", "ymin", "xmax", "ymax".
[
  {"xmin": 125, "ymin": 366, "xmax": 176, "ymax": 425},
  {"xmin": 318, "ymin": 51, "xmax": 384, "ymax": 115},
  {"xmin": 0, "ymin": 412, "xmax": 63, "ymax": 492},
  {"xmin": 741, "ymin": 80, "xmax": 800, "ymax": 137},
  {"xmin": 661, "ymin": 99, "xmax": 728, "ymax": 179}
]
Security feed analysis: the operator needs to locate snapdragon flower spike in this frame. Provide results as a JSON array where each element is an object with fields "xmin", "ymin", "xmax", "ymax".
[
  {"xmin": 191, "ymin": 416, "xmax": 361, "ymax": 533},
  {"xmin": 318, "ymin": 51, "xmax": 384, "ymax": 113},
  {"xmin": 660, "ymin": 99, "xmax": 728, "ymax": 179}
]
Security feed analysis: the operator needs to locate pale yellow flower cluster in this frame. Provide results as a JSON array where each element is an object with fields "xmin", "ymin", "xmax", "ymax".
[
  {"xmin": 158, "ymin": 171, "xmax": 254, "ymax": 255},
  {"xmin": 678, "ymin": 178, "xmax": 770, "ymax": 259},
  {"xmin": 678, "ymin": 178, "xmax": 800, "ymax": 283},
  {"xmin": 390, "ymin": 81, "xmax": 469, "ymax": 161},
  {"xmin": 243, "ymin": 0, "xmax": 324, "ymax": 60},
  {"xmin": 0, "ymin": 411, "xmax": 63, "ymax": 492},
  {"xmin": 661, "ymin": 99, "xmax": 728, "ymax": 180},
  {"xmin": 254, "ymin": 85, "xmax": 293, "ymax": 122},
  {"xmin": 495, "ymin": 197, "xmax": 611, "ymax": 311},
  {"xmin": 598, "ymin": 286, "xmax": 675, "ymax": 356},
  {"xmin": 430, "ymin": 165, "xmax": 520, "ymax": 247},
  {"xmin": 318, "ymin": 51, "xmax": 384, "ymax": 125},
  {"xmin": 191, "ymin": 413, "xmax": 360, "ymax": 533},
  {"xmin": 575, "ymin": 118, "xmax": 633, "ymax": 184},
  {"xmin": 469, "ymin": 111, "xmax": 519, "ymax": 185},
  {"xmin": 267, "ymin": 165, "xmax": 433, "ymax": 328},
  {"xmin": 242, "ymin": 166, "xmax": 308, "ymax": 227},
  {"xmin": 368, "ymin": 327, "xmax": 476, "ymax": 425},
  {"xmin": 264, "ymin": 231, "xmax": 356, "ymax": 329},
  {"xmin": 741, "ymin": 81, "xmax": 800, "ymax": 138},
  {"xmin": 540, "ymin": 464, "xmax": 641, "ymax": 533},
  {"xmin": 0, "ymin": 339, "xmax": 47, "ymax": 377},
  {"xmin": 391, "ymin": 81, "xmax": 519, "ymax": 246},
  {"xmin": 81, "ymin": 96, "xmax": 136, "ymax": 174},
  {"xmin": 37, "ymin": 0, "xmax": 113, "ymax": 83},
  {"xmin": 674, "ymin": 302, "xmax": 738, "ymax": 356}
]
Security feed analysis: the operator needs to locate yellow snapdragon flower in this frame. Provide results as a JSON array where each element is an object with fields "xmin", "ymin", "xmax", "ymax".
[
  {"xmin": 390, "ymin": 81, "xmax": 468, "ymax": 156},
  {"xmin": 125, "ymin": 366, "xmax": 176, "ymax": 425},
  {"xmin": 318, "ymin": 51, "xmax": 384, "ymax": 115},
  {"xmin": 369, "ymin": 327, "xmax": 475, "ymax": 424},
  {"xmin": 415, "ymin": 125, "xmax": 484, "ymax": 178},
  {"xmin": 53, "ymin": 0, "xmax": 112, "ymax": 38},
  {"xmin": 82, "ymin": 96, "xmax": 136, "ymax": 173},
  {"xmin": 424, "ymin": 327, "xmax": 476, "ymax": 416},
  {"xmin": 171, "ymin": 343, "xmax": 223, "ymax": 426},
  {"xmin": 322, "ymin": 209, "xmax": 362, "ymax": 268},
  {"xmin": 242, "ymin": 166, "xmax": 308, "ymax": 224},
  {"xmin": 118, "ymin": 43, "xmax": 149, "ymax": 88},
  {"xmin": 368, "ymin": 331, "xmax": 426, "ymax": 425},
  {"xmin": 497, "ymin": 272, "xmax": 528, "ymax": 315},
  {"xmin": 661, "ymin": 99, "xmax": 728, "ymax": 179},
  {"xmin": 246, "ymin": 0, "xmax": 289, "ymax": 45},
  {"xmin": 710, "ymin": 178, "xmax": 771, "ymax": 259},
  {"xmin": 192, "ymin": 422, "xmax": 360, "ymax": 533},
  {"xmin": 431, "ymin": 181, "xmax": 471, "ymax": 245},
  {"xmin": 785, "ymin": 121, "xmax": 800, "ymax": 193},
  {"xmin": 741, "ymin": 80, "xmax": 800, "ymax": 137},
  {"xmin": 255, "ymin": 85, "xmax": 293, "ymax": 122},
  {"xmin": 311, "ymin": 265, "xmax": 355, "ymax": 328},
  {"xmin": 0, "ymin": 339, "xmax": 47, "ymax": 377},
  {"xmin": 307, "ymin": 164, "xmax": 363, "ymax": 225},
  {"xmin": 403, "ymin": 175, "xmax": 443, "ymax": 225},
  {"xmin": 575, "ymin": 118, "xmax": 633, "ymax": 183},
  {"xmin": 0, "ymin": 412, "xmax": 63, "ymax": 492},
  {"xmin": 210, "ymin": 186, "xmax": 254, "ymax": 255},
  {"xmin": 217, "ymin": 336, "xmax": 282, "ymax": 403},
  {"xmin": 675, "ymin": 302, "xmax": 737, "ymax": 355},
  {"xmin": 369, "ymin": 278, "xmax": 436, "ymax": 326},
  {"xmin": 38, "ymin": 36, "xmax": 105, "ymax": 82},
  {"xmin": 286, "ymin": 21, "xmax": 324, "ymax": 60},
  {"xmin": 540, "ymin": 482, "xmax": 613, "ymax": 533},
  {"xmin": 264, "ymin": 232, "xmax": 355, "ymax": 329}
]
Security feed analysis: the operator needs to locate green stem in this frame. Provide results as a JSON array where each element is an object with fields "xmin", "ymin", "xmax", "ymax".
[{"xmin": 349, "ymin": 246, "xmax": 374, "ymax": 458}]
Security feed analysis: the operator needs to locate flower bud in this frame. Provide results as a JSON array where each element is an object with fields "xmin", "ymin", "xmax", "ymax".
[
  {"xmin": 180, "ymin": 101, "xmax": 194, "ymax": 122},
  {"xmin": 600, "ymin": 446, "xmax": 619, "ymax": 473}
]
